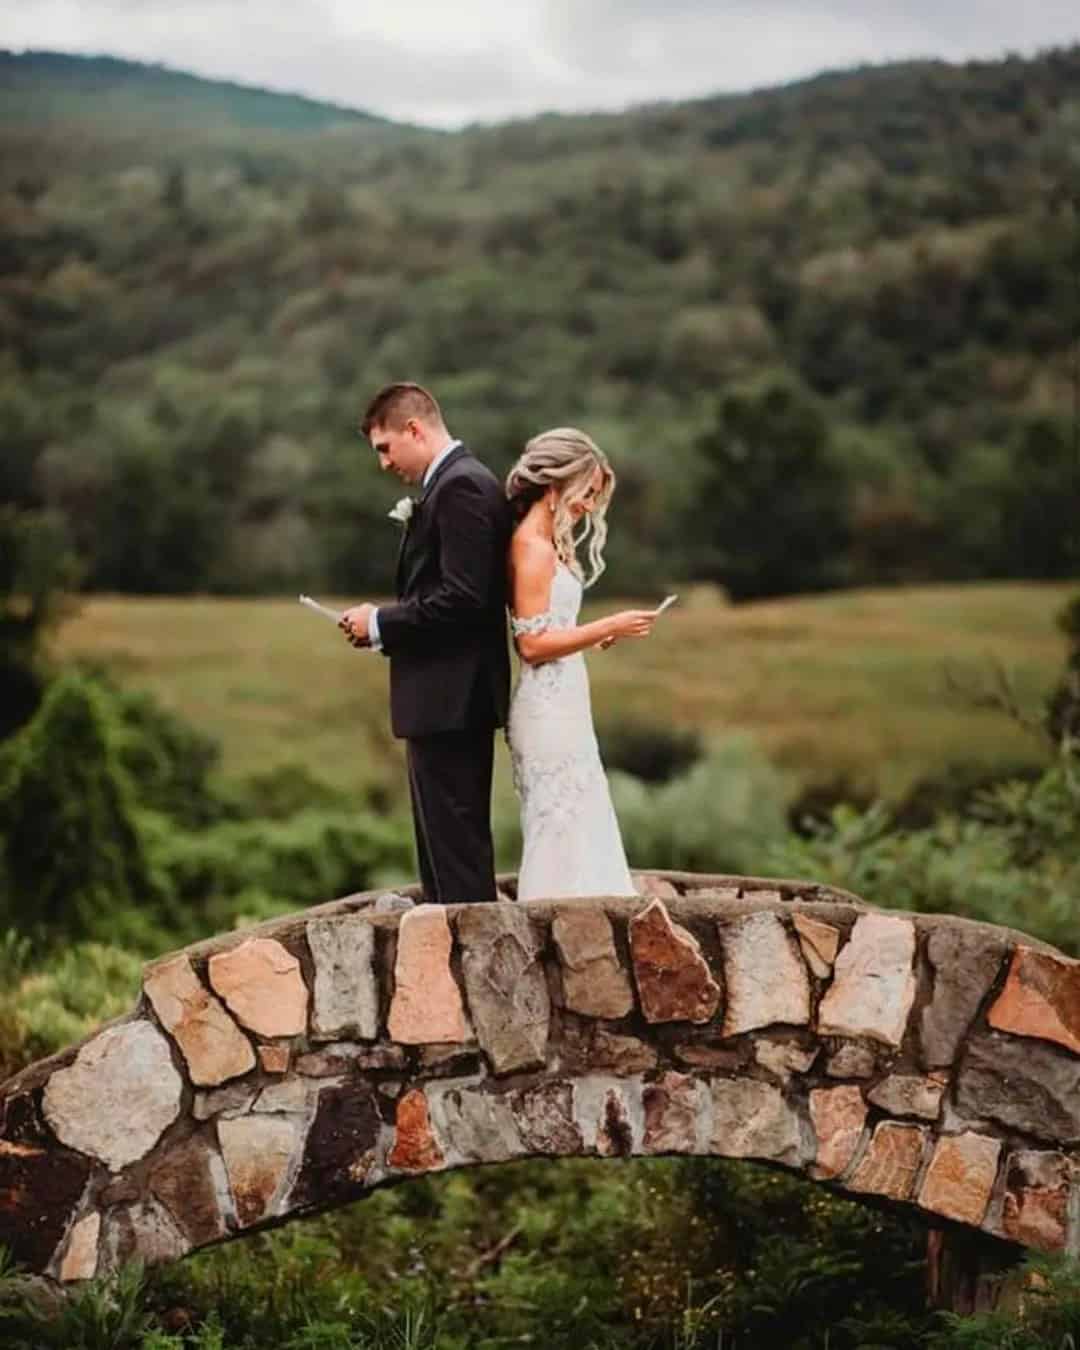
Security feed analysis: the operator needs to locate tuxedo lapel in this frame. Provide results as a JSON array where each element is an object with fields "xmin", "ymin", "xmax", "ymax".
[
  {"xmin": 419, "ymin": 444, "xmax": 469, "ymax": 506},
  {"xmin": 395, "ymin": 445, "xmax": 472, "ymax": 598}
]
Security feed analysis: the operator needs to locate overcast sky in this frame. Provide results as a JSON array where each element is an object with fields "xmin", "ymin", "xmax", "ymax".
[{"xmin": 5, "ymin": 1, "xmax": 1079, "ymax": 128}]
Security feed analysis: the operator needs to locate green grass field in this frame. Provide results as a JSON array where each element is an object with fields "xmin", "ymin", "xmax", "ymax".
[{"xmin": 52, "ymin": 582, "xmax": 1073, "ymax": 810}]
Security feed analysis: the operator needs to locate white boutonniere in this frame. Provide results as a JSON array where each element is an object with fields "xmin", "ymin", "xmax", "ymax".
[{"xmin": 388, "ymin": 496, "xmax": 416, "ymax": 527}]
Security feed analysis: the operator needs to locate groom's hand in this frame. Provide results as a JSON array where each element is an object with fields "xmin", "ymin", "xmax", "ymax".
[{"xmin": 339, "ymin": 603, "xmax": 375, "ymax": 648}]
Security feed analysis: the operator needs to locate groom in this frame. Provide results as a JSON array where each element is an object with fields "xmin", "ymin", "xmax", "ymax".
[{"xmin": 340, "ymin": 383, "xmax": 511, "ymax": 905}]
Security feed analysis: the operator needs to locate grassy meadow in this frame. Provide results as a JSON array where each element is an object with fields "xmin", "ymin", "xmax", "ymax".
[{"xmin": 52, "ymin": 581, "xmax": 1071, "ymax": 814}]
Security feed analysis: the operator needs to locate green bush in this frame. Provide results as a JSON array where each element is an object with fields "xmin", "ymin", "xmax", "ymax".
[
  {"xmin": 0, "ymin": 670, "xmax": 160, "ymax": 946},
  {"xmin": 610, "ymin": 734, "xmax": 796, "ymax": 875},
  {"xmin": 596, "ymin": 718, "xmax": 703, "ymax": 785}
]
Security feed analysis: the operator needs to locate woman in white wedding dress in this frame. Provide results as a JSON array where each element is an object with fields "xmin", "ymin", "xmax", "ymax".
[{"xmin": 505, "ymin": 428, "xmax": 658, "ymax": 901}]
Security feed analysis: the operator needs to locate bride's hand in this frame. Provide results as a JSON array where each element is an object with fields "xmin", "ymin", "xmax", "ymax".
[{"xmin": 606, "ymin": 609, "xmax": 657, "ymax": 641}]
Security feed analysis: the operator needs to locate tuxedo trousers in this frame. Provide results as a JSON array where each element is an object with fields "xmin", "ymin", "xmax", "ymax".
[{"xmin": 405, "ymin": 727, "xmax": 497, "ymax": 904}]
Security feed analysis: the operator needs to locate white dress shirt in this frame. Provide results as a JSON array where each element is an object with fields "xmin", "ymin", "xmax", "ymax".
[{"xmin": 368, "ymin": 439, "xmax": 461, "ymax": 651}]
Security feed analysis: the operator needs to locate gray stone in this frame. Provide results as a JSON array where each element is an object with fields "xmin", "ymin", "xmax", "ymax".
[
  {"xmin": 867, "ymin": 1074, "xmax": 946, "ymax": 1121},
  {"xmin": 42, "ymin": 1022, "xmax": 183, "ymax": 1171},
  {"xmin": 818, "ymin": 913, "xmax": 916, "ymax": 1047},
  {"xmin": 710, "ymin": 1078, "xmax": 800, "ymax": 1164},
  {"xmin": 457, "ymin": 905, "xmax": 550, "ymax": 1074},
  {"xmin": 374, "ymin": 893, "xmax": 414, "ymax": 913},
  {"xmin": 595, "ymin": 1087, "xmax": 634, "ymax": 1158},
  {"xmin": 643, "ymin": 1072, "xmax": 707, "ymax": 1153},
  {"xmin": 295, "ymin": 1043, "xmax": 407, "ymax": 1077},
  {"xmin": 824, "ymin": 1042, "xmax": 878, "ymax": 1079},
  {"xmin": 552, "ymin": 906, "xmax": 634, "ymax": 1019},
  {"xmin": 253, "ymin": 1079, "xmax": 310, "ymax": 1114},
  {"xmin": 957, "ymin": 1034, "xmax": 1080, "ymax": 1142},
  {"xmin": 511, "ymin": 1082, "xmax": 584, "ymax": 1155},
  {"xmin": 217, "ymin": 1115, "xmax": 299, "ymax": 1227},
  {"xmin": 435, "ymin": 1087, "xmax": 523, "ymax": 1163},
  {"xmin": 98, "ymin": 1199, "xmax": 188, "ymax": 1274},
  {"xmin": 754, "ymin": 1038, "xmax": 819, "ymax": 1081},
  {"xmin": 193, "ymin": 1082, "xmax": 257, "ymax": 1121},
  {"xmin": 307, "ymin": 915, "xmax": 379, "ymax": 1041},
  {"xmin": 920, "ymin": 925, "xmax": 1009, "ymax": 1069},
  {"xmin": 721, "ymin": 913, "xmax": 810, "ymax": 1036}
]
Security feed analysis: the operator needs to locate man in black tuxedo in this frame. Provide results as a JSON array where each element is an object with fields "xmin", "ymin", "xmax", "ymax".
[{"xmin": 340, "ymin": 383, "xmax": 511, "ymax": 904}]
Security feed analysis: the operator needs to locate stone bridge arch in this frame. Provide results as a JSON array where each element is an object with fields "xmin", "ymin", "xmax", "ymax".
[{"xmin": 3, "ymin": 872, "xmax": 1079, "ymax": 1287}]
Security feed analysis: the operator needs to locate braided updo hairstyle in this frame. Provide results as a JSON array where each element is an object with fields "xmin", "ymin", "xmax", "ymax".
[{"xmin": 505, "ymin": 428, "xmax": 615, "ymax": 588}]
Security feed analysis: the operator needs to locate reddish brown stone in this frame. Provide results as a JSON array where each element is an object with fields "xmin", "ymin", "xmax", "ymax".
[
  {"xmin": 388, "ymin": 1089, "xmax": 445, "ymax": 1173},
  {"xmin": 208, "ymin": 938, "xmax": 309, "ymax": 1038},
  {"xmin": 988, "ymin": 946, "xmax": 1080, "ymax": 1055},
  {"xmin": 629, "ymin": 899, "xmax": 720, "ymax": 1024},
  {"xmin": 258, "ymin": 1044, "xmax": 290, "ymax": 1075},
  {"xmin": 918, "ymin": 1132, "xmax": 1001, "ymax": 1227},
  {"xmin": 643, "ymin": 1072, "xmax": 704, "ymax": 1153},
  {"xmin": 149, "ymin": 1133, "xmax": 227, "ymax": 1247},
  {"xmin": 1001, "ymin": 1151, "xmax": 1071, "ymax": 1251},
  {"xmin": 810, "ymin": 1086, "xmax": 868, "ymax": 1180},
  {"xmin": 674, "ymin": 1041, "xmax": 749, "ymax": 1071},
  {"xmin": 849, "ymin": 1122, "xmax": 927, "ymax": 1200}
]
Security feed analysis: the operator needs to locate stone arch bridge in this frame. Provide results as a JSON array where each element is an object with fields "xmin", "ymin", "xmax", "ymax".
[{"xmin": 3, "ymin": 872, "xmax": 1079, "ymax": 1290}]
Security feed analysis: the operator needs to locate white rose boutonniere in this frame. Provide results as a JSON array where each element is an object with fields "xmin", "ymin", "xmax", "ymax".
[{"xmin": 388, "ymin": 496, "xmax": 416, "ymax": 528}]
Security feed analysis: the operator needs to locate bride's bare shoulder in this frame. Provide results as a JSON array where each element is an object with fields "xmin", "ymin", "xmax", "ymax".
[{"xmin": 510, "ymin": 529, "xmax": 557, "ymax": 579}]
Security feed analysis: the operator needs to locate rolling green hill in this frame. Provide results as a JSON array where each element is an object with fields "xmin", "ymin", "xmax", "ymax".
[
  {"xmin": 0, "ymin": 50, "xmax": 392, "ymax": 133},
  {"xmin": 1, "ymin": 46, "xmax": 1078, "ymax": 599}
]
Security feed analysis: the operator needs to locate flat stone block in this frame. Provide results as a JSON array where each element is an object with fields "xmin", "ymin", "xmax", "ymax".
[
  {"xmin": 43, "ymin": 1022, "xmax": 182, "ymax": 1172},
  {"xmin": 208, "ymin": 938, "xmax": 309, "ymax": 1038},
  {"xmin": 818, "ymin": 913, "xmax": 916, "ymax": 1047},
  {"xmin": 720, "ymin": 912, "xmax": 810, "ymax": 1036},
  {"xmin": 918, "ymin": 1132, "xmax": 1001, "ymax": 1227},
  {"xmin": 388, "ymin": 906, "xmax": 467, "ymax": 1045}
]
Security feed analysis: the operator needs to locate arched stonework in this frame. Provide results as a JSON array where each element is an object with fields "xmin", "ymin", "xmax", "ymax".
[{"xmin": 3, "ymin": 872, "xmax": 1079, "ymax": 1284}]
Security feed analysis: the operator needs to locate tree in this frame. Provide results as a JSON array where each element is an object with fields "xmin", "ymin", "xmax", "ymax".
[
  {"xmin": 0, "ymin": 670, "xmax": 157, "ymax": 942},
  {"xmin": 695, "ymin": 374, "xmax": 852, "ymax": 599}
]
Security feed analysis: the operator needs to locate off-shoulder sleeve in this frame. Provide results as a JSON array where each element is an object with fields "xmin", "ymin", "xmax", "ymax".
[{"xmin": 510, "ymin": 611, "xmax": 553, "ymax": 636}]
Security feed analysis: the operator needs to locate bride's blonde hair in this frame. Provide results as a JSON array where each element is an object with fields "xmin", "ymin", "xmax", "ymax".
[{"xmin": 505, "ymin": 427, "xmax": 615, "ymax": 587}]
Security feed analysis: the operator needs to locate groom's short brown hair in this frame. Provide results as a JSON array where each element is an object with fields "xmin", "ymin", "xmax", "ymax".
[{"xmin": 361, "ymin": 382, "xmax": 444, "ymax": 435}]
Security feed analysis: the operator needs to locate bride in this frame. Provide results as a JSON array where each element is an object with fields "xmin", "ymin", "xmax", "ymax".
[{"xmin": 505, "ymin": 428, "xmax": 658, "ymax": 901}]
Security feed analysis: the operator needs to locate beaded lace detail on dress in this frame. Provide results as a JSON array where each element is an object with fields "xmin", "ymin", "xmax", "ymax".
[{"xmin": 507, "ymin": 562, "xmax": 635, "ymax": 901}]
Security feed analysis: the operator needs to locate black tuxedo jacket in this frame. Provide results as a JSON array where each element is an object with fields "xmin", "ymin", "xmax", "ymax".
[{"xmin": 377, "ymin": 445, "xmax": 512, "ymax": 739}]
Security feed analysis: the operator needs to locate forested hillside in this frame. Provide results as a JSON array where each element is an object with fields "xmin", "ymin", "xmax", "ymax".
[{"xmin": 2, "ymin": 47, "xmax": 1078, "ymax": 597}]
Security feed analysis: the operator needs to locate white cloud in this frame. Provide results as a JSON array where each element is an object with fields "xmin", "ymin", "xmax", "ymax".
[{"xmin": 3, "ymin": 0, "xmax": 1078, "ymax": 127}]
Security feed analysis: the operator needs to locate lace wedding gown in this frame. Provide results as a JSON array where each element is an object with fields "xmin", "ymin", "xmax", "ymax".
[{"xmin": 508, "ymin": 561, "xmax": 636, "ymax": 901}]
